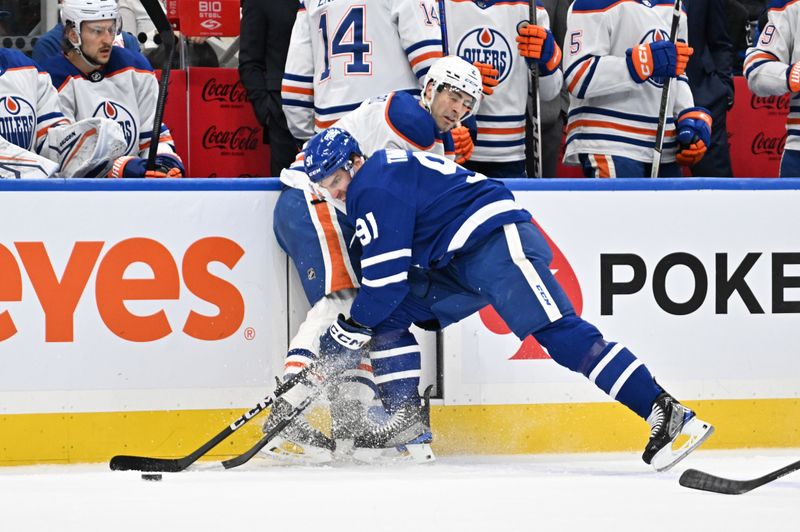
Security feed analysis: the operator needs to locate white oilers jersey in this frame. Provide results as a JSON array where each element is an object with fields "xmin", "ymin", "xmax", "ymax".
[
  {"xmin": 336, "ymin": 91, "xmax": 455, "ymax": 158},
  {"xmin": 280, "ymin": 91, "xmax": 456, "ymax": 202},
  {"xmin": 41, "ymin": 47, "xmax": 179, "ymax": 159},
  {"xmin": 0, "ymin": 49, "xmax": 69, "ymax": 155},
  {"xmin": 281, "ymin": 0, "xmax": 443, "ymax": 140},
  {"xmin": 562, "ymin": 0, "xmax": 693, "ymax": 164},
  {"xmin": 441, "ymin": 0, "xmax": 562, "ymax": 162},
  {"xmin": 745, "ymin": 0, "xmax": 800, "ymax": 152}
]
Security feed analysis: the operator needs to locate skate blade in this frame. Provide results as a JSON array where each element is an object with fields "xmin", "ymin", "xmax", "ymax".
[
  {"xmin": 258, "ymin": 436, "xmax": 334, "ymax": 465},
  {"xmin": 651, "ymin": 416, "xmax": 715, "ymax": 472},
  {"xmin": 350, "ymin": 443, "xmax": 436, "ymax": 464}
]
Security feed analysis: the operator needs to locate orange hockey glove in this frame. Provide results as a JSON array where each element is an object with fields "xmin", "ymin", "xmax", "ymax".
[
  {"xmin": 516, "ymin": 23, "xmax": 561, "ymax": 74},
  {"xmin": 451, "ymin": 125, "xmax": 474, "ymax": 164},
  {"xmin": 473, "ymin": 61, "xmax": 499, "ymax": 95},
  {"xmin": 675, "ymin": 41, "xmax": 693, "ymax": 77},
  {"xmin": 788, "ymin": 61, "xmax": 800, "ymax": 92}
]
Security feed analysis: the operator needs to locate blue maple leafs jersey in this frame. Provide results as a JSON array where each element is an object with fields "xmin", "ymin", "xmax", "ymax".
[{"xmin": 346, "ymin": 149, "xmax": 530, "ymax": 327}]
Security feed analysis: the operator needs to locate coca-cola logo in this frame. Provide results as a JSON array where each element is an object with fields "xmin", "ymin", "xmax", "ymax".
[
  {"xmin": 202, "ymin": 125, "xmax": 261, "ymax": 151},
  {"xmin": 751, "ymin": 131, "xmax": 787, "ymax": 156},
  {"xmin": 201, "ymin": 78, "xmax": 248, "ymax": 103},
  {"xmin": 751, "ymin": 93, "xmax": 791, "ymax": 112}
]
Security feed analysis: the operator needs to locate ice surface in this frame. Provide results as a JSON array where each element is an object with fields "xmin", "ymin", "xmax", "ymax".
[{"xmin": 0, "ymin": 450, "xmax": 797, "ymax": 532}]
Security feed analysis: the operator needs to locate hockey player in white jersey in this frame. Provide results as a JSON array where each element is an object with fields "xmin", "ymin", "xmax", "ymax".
[
  {"xmin": 0, "ymin": 47, "xmax": 126, "ymax": 179},
  {"xmin": 562, "ymin": 0, "xmax": 712, "ymax": 178},
  {"xmin": 439, "ymin": 0, "xmax": 564, "ymax": 177},
  {"xmin": 745, "ymin": 0, "xmax": 800, "ymax": 177},
  {"xmin": 40, "ymin": 0, "xmax": 184, "ymax": 179},
  {"xmin": 300, "ymin": 127, "xmax": 715, "ymax": 471},
  {"xmin": 280, "ymin": 0, "xmax": 444, "ymax": 140},
  {"xmin": 264, "ymin": 56, "xmax": 485, "ymax": 463}
]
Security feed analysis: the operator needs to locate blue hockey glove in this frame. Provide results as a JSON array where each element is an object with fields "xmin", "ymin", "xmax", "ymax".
[
  {"xmin": 108, "ymin": 154, "xmax": 185, "ymax": 178},
  {"xmin": 626, "ymin": 40, "xmax": 681, "ymax": 83},
  {"xmin": 318, "ymin": 314, "xmax": 373, "ymax": 378},
  {"xmin": 675, "ymin": 106, "xmax": 712, "ymax": 166}
]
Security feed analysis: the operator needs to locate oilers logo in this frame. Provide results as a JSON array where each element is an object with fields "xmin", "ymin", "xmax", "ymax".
[
  {"xmin": 0, "ymin": 96, "xmax": 36, "ymax": 150},
  {"xmin": 457, "ymin": 27, "xmax": 512, "ymax": 83},
  {"xmin": 639, "ymin": 28, "xmax": 671, "ymax": 88},
  {"xmin": 93, "ymin": 101, "xmax": 137, "ymax": 154}
]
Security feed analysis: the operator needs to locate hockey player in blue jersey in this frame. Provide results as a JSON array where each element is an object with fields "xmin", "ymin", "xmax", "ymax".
[
  {"xmin": 262, "ymin": 57, "xmax": 490, "ymax": 463},
  {"xmin": 295, "ymin": 127, "xmax": 715, "ymax": 471}
]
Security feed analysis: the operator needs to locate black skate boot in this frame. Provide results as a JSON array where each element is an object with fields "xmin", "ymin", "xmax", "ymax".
[
  {"xmin": 352, "ymin": 386, "xmax": 435, "ymax": 463},
  {"xmin": 260, "ymin": 395, "xmax": 335, "ymax": 464},
  {"xmin": 642, "ymin": 392, "xmax": 714, "ymax": 471}
]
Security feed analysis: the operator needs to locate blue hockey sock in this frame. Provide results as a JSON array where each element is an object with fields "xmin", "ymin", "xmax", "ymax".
[
  {"xmin": 370, "ymin": 330, "xmax": 422, "ymax": 413},
  {"xmin": 581, "ymin": 342, "xmax": 663, "ymax": 419}
]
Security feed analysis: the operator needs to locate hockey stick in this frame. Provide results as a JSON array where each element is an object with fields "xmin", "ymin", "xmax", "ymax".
[
  {"xmin": 526, "ymin": 1, "xmax": 542, "ymax": 178},
  {"xmin": 221, "ymin": 384, "xmax": 328, "ymax": 469},
  {"xmin": 679, "ymin": 459, "xmax": 800, "ymax": 495},
  {"xmin": 437, "ymin": 0, "xmax": 449, "ymax": 56},
  {"xmin": 109, "ymin": 365, "xmax": 317, "ymax": 472},
  {"xmin": 139, "ymin": 0, "xmax": 175, "ymax": 172},
  {"xmin": 650, "ymin": 0, "xmax": 682, "ymax": 178}
]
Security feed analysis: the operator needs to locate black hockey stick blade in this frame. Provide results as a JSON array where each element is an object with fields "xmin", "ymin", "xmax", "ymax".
[
  {"xmin": 221, "ymin": 385, "xmax": 328, "ymax": 469},
  {"xmin": 679, "ymin": 459, "xmax": 800, "ymax": 495},
  {"xmin": 110, "ymin": 366, "xmax": 316, "ymax": 472},
  {"xmin": 109, "ymin": 396, "xmax": 275, "ymax": 472}
]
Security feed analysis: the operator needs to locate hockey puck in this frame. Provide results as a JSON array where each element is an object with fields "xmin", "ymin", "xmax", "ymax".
[{"xmin": 141, "ymin": 473, "xmax": 163, "ymax": 481}]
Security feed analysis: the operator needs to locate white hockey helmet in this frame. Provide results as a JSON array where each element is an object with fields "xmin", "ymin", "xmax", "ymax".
[
  {"xmin": 61, "ymin": 0, "xmax": 120, "ymax": 34},
  {"xmin": 422, "ymin": 55, "xmax": 483, "ymax": 119}
]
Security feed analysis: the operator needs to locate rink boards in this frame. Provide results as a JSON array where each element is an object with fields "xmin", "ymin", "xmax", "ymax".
[{"xmin": 0, "ymin": 178, "xmax": 799, "ymax": 465}]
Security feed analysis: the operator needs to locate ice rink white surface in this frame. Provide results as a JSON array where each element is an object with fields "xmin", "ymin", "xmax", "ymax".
[{"xmin": 1, "ymin": 450, "xmax": 797, "ymax": 532}]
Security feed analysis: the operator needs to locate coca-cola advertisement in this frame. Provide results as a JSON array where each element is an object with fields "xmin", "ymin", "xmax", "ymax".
[
  {"xmin": 728, "ymin": 76, "xmax": 788, "ymax": 177},
  {"xmin": 188, "ymin": 68, "xmax": 271, "ymax": 177}
]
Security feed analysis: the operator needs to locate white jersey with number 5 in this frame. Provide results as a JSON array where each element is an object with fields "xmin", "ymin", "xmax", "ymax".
[
  {"xmin": 745, "ymin": 0, "xmax": 800, "ymax": 153},
  {"xmin": 562, "ymin": 0, "xmax": 693, "ymax": 164},
  {"xmin": 281, "ymin": 0, "xmax": 443, "ymax": 140}
]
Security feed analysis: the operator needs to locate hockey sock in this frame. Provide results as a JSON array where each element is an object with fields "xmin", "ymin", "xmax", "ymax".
[
  {"xmin": 370, "ymin": 330, "xmax": 422, "ymax": 413},
  {"xmin": 580, "ymin": 341, "xmax": 663, "ymax": 419}
]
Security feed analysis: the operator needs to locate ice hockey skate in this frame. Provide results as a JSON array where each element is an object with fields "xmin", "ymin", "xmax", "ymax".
[
  {"xmin": 258, "ymin": 396, "xmax": 335, "ymax": 464},
  {"xmin": 350, "ymin": 387, "xmax": 436, "ymax": 464},
  {"xmin": 642, "ymin": 392, "xmax": 714, "ymax": 472}
]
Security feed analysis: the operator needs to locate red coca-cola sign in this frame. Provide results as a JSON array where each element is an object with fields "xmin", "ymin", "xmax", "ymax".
[
  {"xmin": 201, "ymin": 78, "xmax": 249, "ymax": 104},
  {"xmin": 202, "ymin": 125, "xmax": 261, "ymax": 151},
  {"xmin": 188, "ymin": 68, "xmax": 270, "ymax": 177},
  {"xmin": 728, "ymin": 77, "xmax": 787, "ymax": 176}
]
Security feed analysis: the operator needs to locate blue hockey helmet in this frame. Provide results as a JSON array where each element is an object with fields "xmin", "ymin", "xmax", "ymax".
[{"xmin": 304, "ymin": 127, "xmax": 362, "ymax": 183}]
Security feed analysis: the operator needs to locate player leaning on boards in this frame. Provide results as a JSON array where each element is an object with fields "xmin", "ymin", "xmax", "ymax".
[
  {"xmin": 40, "ymin": 0, "xmax": 184, "ymax": 179},
  {"xmin": 562, "ymin": 0, "xmax": 712, "ymax": 178},
  {"xmin": 286, "ymin": 127, "xmax": 714, "ymax": 471},
  {"xmin": 265, "ymin": 57, "xmax": 490, "ymax": 463},
  {"xmin": 0, "ymin": 47, "xmax": 126, "ymax": 178},
  {"xmin": 744, "ymin": 0, "xmax": 800, "ymax": 177}
]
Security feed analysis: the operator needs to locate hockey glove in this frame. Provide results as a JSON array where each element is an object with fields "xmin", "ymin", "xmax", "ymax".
[
  {"xmin": 675, "ymin": 106, "xmax": 712, "ymax": 166},
  {"xmin": 451, "ymin": 125, "xmax": 474, "ymax": 164},
  {"xmin": 787, "ymin": 61, "xmax": 800, "ymax": 93},
  {"xmin": 516, "ymin": 24, "xmax": 562, "ymax": 75},
  {"xmin": 626, "ymin": 40, "xmax": 691, "ymax": 83},
  {"xmin": 108, "ymin": 154, "xmax": 185, "ymax": 178},
  {"xmin": 318, "ymin": 314, "xmax": 372, "ymax": 378},
  {"xmin": 473, "ymin": 61, "xmax": 499, "ymax": 95}
]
